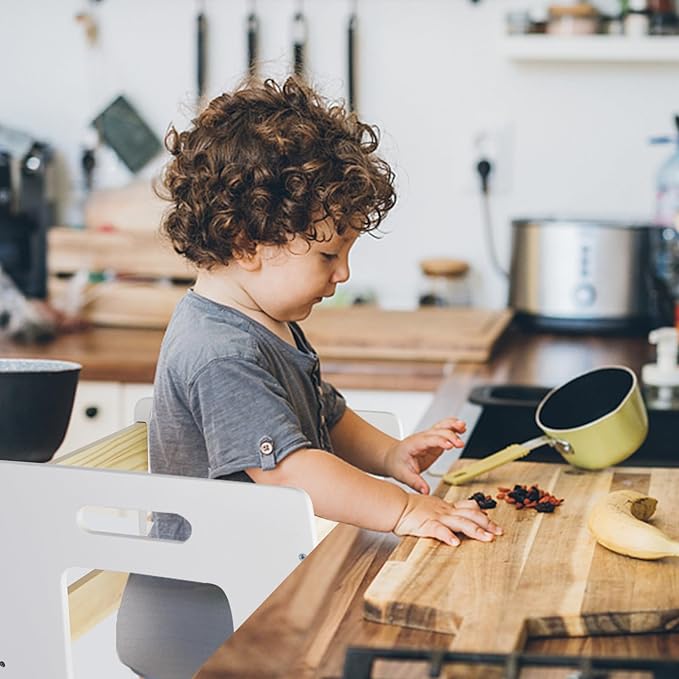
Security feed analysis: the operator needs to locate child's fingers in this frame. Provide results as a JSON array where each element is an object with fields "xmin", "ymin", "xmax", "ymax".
[
  {"xmin": 424, "ymin": 520, "xmax": 460, "ymax": 547},
  {"xmin": 447, "ymin": 507, "xmax": 503, "ymax": 536},
  {"xmin": 414, "ymin": 433, "xmax": 464, "ymax": 451},
  {"xmin": 451, "ymin": 499, "xmax": 481, "ymax": 510},
  {"xmin": 432, "ymin": 417, "xmax": 467, "ymax": 433},
  {"xmin": 399, "ymin": 468, "xmax": 430, "ymax": 495},
  {"xmin": 438, "ymin": 514, "xmax": 497, "ymax": 542},
  {"xmin": 426, "ymin": 427, "xmax": 466, "ymax": 442}
]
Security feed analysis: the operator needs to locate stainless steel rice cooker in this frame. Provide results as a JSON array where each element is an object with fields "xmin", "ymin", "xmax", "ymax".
[{"xmin": 508, "ymin": 217, "xmax": 670, "ymax": 333}]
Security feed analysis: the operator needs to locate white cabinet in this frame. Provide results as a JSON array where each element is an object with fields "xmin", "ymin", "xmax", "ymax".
[
  {"xmin": 55, "ymin": 382, "xmax": 123, "ymax": 459},
  {"xmin": 54, "ymin": 382, "xmax": 154, "ymax": 459}
]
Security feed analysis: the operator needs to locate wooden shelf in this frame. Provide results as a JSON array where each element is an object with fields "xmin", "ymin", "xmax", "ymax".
[
  {"xmin": 48, "ymin": 226, "xmax": 195, "ymax": 279},
  {"xmin": 502, "ymin": 35, "xmax": 679, "ymax": 63}
]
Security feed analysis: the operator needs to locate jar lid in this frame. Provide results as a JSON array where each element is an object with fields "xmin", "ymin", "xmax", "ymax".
[
  {"xmin": 549, "ymin": 3, "xmax": 599, "ymax": 18},
  {"xmin": 419, "ymin": 258, "xmax": 469, "ymax": 278}
]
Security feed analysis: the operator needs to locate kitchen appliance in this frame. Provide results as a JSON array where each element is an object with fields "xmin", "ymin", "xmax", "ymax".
[
  {"xmin": 508, "ymin": 217, "xmax": 668, "ymax": 333},
  {"xmin": 0, "ymin": 358, "xmax": 80, "ymax": 462},
  {"xmin": 445, "ymin": 365, "xmax": 648, "ymax": 485},
  {"xmin": 0, "ymin": 125, "xmax": 55, "ymax": 299}
]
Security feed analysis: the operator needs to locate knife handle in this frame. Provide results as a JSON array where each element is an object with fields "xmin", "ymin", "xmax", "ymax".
[
  {"xmin": 293, "ymin": 11, "xmax": 306, "ymax": 77},
  {"xmin": 247, "ymin": 12, "xmax": 258, "ymax": 77},
  {"xmin": 197, "ymin": 12, "xmax": 206, "ymax": 100},
  {"xmin": 348, "ymin": 13, "xmax": 357, "ymax": 111}
]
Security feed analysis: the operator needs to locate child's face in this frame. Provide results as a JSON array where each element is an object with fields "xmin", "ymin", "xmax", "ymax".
[{"xmin": 248, "ymin": 217, "xmax": 358, "ymax": 322}]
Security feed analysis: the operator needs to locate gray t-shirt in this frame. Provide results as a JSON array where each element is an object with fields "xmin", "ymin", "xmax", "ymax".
[{"xmin": 149, "ymin": 291, "xmax": 346, "ymax": 538}]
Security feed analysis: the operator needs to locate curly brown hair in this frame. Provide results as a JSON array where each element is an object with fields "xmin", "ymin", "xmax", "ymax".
[{"xmin": 159, "ymin": 77, "xmax": 396, "ymax": 268}]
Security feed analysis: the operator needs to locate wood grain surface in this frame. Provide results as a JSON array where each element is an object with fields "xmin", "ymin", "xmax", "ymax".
[
  {"xmin": 364, "ymin": 462, "xmax": 679, "ymax": 653},
  {"xmin": 194, "ymin": 330, "xmax": 678, "ymax": 679},
  {"xmin": 300, "ymin": 307, "xmax": 513, "ymax": 363}
]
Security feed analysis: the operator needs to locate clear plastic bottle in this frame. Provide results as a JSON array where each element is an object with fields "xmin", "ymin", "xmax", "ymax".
[
  {"xmin": 655, "ymin": 115, "xmax": 679, "ymax": 229},
  {"xmin": 651, "ymin": 116, "xmax": 679, "ymax": 328}
]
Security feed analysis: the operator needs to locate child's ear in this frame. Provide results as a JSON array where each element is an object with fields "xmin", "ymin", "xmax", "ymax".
[{"xmin": 234, "ymin": 247, "xmax": 262, "ymax": 272}]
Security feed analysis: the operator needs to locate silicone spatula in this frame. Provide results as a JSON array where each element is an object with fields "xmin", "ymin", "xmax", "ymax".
[{"xmin": 443, "ymin": 435, "xmax": 553, "ymax": 485}]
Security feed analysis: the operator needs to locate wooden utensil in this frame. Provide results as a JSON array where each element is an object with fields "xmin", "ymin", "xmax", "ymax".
[{"xmin": 364, "ymin": 462, "xmax": 679, "ymax": 653}]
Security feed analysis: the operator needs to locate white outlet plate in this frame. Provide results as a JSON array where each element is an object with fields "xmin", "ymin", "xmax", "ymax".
[{"xmin": 457, "ymin": 121, "xmax": 515, "ymax": 195}]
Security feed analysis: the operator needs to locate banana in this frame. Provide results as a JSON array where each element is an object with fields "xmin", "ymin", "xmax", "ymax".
[{"xmin": 587, "ymin": 489, "xmax": 679, "ymax": 560}]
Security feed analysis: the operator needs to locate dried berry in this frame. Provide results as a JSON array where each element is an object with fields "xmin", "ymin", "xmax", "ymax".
[
  {"xmin": 468, "ymin": 491, "xmax": 497, "ymax": 510},
  {"xmin": 496, "ymin": 484, "xmax": 563, "ymax": 514}
]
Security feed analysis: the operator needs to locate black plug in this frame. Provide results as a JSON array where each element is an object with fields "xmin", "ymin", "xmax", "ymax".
[{"xmin": 476, "ymin": 158, "xmax": 493, "ymax": 195}]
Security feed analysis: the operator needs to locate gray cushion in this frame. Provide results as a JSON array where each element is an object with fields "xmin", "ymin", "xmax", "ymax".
[{"xmin": 116, "ymin": 574, "xmax": 233, "ymax": 679}]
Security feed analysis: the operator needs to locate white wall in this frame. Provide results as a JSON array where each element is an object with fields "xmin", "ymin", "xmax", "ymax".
[{"xmin": 1, "ymin": 0, "xmax": 677, "ymax": 309}]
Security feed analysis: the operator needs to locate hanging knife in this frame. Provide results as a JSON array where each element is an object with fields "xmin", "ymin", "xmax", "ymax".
[
  {"xmin": 196, "ymin": 6, "xmax": 207, "ymax": 102},
  {"xmin": 292, "ymin": 11, "xmax": 307, "ymax": 78},
  {"xmin": 247, "ymin": 10, "xmax": 259, "ymax": 77},
  {"xmin": 347, "ymin": 10, "xmax": 357, "ymax": 112}
]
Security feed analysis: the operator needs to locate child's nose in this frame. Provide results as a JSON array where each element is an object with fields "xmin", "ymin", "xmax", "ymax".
[{"xmin": 333, "ymin": 261, "xmax": 350, "ymax": 283}]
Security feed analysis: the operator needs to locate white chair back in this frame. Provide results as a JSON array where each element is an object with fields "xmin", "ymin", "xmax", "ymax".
[
  {"xmin": 356, "ymin": 409, "xmax": 403, "ymax": 439},
  {"xmin": 0, "ymin": 460, "xmax": 315, "ymax": 679}
]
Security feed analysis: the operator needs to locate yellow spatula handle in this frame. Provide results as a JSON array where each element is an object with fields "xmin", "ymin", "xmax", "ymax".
[{"xmin": 443, "ymin": 443, "xmax": 531, "ymax": 486}]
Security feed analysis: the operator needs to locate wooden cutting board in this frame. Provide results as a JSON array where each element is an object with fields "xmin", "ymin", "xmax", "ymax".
[
  {"xmin": 364, "ymin": 461, "xmax": 679, "ymax": 653},
  {"xmin": 301, "ymin": 307, "xmax": 513, "ymax": 363}
]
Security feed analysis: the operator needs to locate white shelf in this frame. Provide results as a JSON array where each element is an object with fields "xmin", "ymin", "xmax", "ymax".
[{"xmin": 503, "ymin": 35, "xmax": 679, "ymax": 63}]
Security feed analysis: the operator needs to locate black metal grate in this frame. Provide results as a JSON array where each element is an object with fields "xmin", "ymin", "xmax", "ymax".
[{"xmin": 342, "ymin": 647, "xmax": 679, "ymax": 679}]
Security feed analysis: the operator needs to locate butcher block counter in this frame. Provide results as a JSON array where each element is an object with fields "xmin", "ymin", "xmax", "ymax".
[
  {"xmin": 193, "ymin": 328, "xmax": 679, "ymax": 679},
  {"xmin": 0, "ymin": 306, "xmax": 511, "ymax": 390}
]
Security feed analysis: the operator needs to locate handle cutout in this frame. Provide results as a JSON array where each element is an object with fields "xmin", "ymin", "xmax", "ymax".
[{"xmin": 77, "ymin": 506, "xmax": 192, "ymax": 542}]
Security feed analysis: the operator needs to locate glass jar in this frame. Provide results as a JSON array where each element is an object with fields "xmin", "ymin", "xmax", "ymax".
[
  {"xmin": 547, "ymin": 3, "xmax": 600, "ymax": 35},
  {"xmin": 418, "ymin": 258, "xmax": 470, "ymax": 307}
]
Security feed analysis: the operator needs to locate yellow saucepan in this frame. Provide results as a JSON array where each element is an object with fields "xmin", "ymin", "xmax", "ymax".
[{"xmin": 445, "ymin": 365, "xmax": 648, "ymax": 485}]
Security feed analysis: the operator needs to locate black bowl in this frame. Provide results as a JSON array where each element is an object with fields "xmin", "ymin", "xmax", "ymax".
[{"xmin": 0, "ymin": 359, "xmax": 81, "ymax": 462}]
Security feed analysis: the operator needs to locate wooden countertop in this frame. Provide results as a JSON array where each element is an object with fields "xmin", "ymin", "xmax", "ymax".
[
  {"xmin": 195, "ymin": 328, "xmax": 678, "ymax": 679},
  {"xmin": 0, "ymin": 326, "xmax": 452, "ymax": 390}
]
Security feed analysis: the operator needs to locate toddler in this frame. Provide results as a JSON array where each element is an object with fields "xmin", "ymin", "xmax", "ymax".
[
  {"xmin": 150, "ymin": 76, "xmax": 502, "ymax": 547},
  {"xmin": 117, "ymin": 76, "xmax": 501, "ymax": 679}
]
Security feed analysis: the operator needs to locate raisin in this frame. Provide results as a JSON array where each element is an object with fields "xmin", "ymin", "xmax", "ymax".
[
  {"xmin": 468, "ymin": 492, "xmax": 497, "ymax": 510},
  {"xmin": 535, "ymin": 502, "xmax": 555, "ymax": 513}
]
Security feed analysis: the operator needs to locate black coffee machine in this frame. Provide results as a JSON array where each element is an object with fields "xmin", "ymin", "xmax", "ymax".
[{"xmin": 0, "ymin": 125, "xmax": 55, "ymax": 299}]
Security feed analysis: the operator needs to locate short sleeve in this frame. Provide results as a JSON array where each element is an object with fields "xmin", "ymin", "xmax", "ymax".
[
  {"xmin": 189, "ymin": 357, "xmax": 312, "ymax": 478},
  {"xmin": 319, "ymin": 379, "xmax": 346, "ymax": 429}
]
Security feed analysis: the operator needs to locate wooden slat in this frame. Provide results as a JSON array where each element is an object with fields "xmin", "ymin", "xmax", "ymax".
[
  {"xmin": 53, "ymin": 425, "xmax": 149, "ymax": 640},
  {"xmin": 55, "ymin": 422, "xmax": 149, "ymax": 472},
  {"xmin": 67, "ymin": 570, "xmax": 129, "ymax": 642}
]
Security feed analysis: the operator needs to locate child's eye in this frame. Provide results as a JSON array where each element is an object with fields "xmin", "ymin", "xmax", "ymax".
[{"xmin": 321, "ymin": 252, "xmax": 338, "ymax": 261}]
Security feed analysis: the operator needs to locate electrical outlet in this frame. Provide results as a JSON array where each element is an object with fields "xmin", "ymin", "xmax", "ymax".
[{"xmin": 457, "ymin": 121, "xmax": 514, "ymax": 195}]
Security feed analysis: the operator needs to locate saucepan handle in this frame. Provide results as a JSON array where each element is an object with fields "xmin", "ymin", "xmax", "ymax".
[{"xmin": 443, "ymin": 435, "xmax": 553, "ymax": 486}]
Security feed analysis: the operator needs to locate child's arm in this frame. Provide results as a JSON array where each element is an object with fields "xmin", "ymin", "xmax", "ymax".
[
  {"xmin": 246, "ymin": 448, "xmax": 501, "ymax": 546},
  {"xmin": 330, "ymin": 408, "xmax": 465, "ymax": 494}
]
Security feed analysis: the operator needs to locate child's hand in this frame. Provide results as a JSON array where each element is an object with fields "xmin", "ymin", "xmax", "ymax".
[
  {"xmin": 393, "ymin": 495, "xmax": 503, "ymax": 547},
  {"xmin": 383, "ymin": 417, "xmax": 466, "ymax": 494}
]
